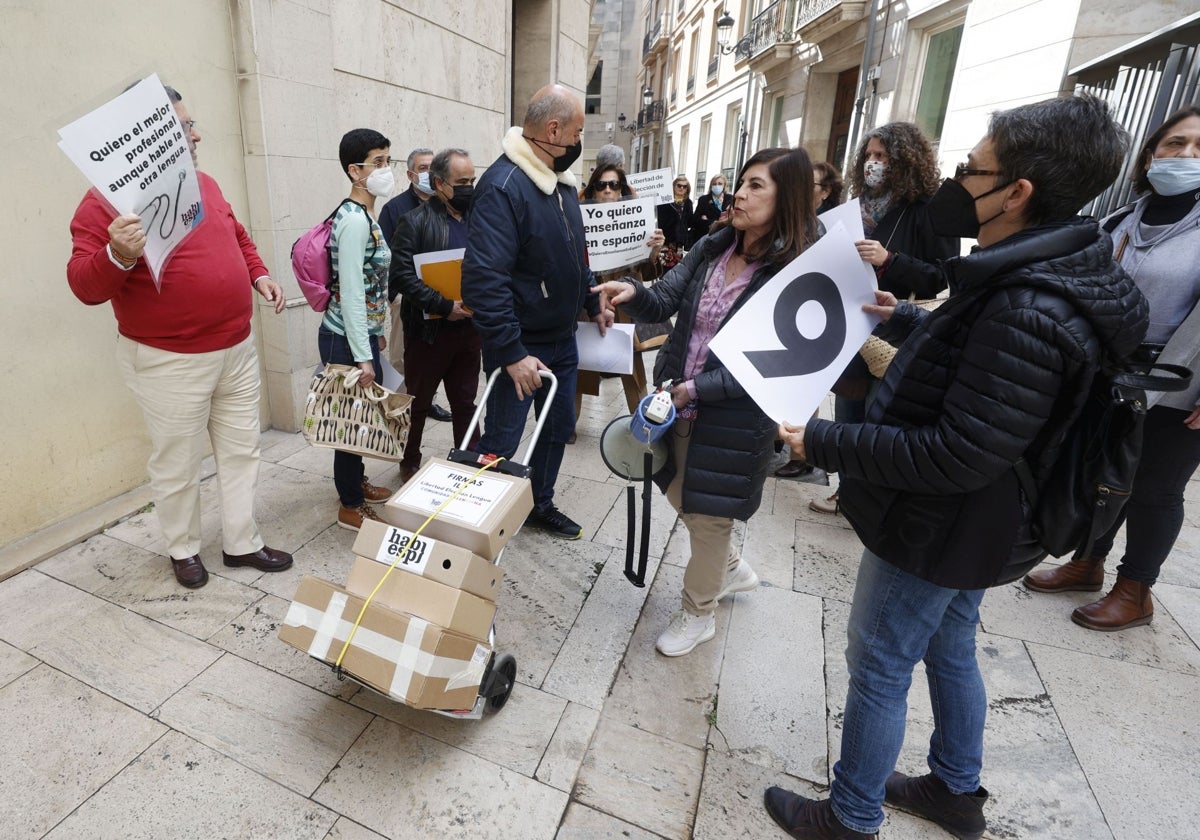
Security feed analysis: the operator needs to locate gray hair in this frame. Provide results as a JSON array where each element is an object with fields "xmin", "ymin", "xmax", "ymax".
[
  {"xmin": 430, "ymin": 147, "xmax": 471, "ymax": 186},
  {"xmin": 989, "ymin": 94, "xmax": 1128, "ymax": 225},
  {"xmin": 523, "ymin": 87, "xmax": 579, "ymax": 130},
  {"xmin": 406, "ymin": 147, "xmax": 434, "ymax": 171},
  {"xmin": 595, "ymin": 144, "xmax": 625, "ymax": 170}
]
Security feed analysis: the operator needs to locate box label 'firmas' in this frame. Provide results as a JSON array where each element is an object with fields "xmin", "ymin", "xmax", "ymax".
[{"xmin": 393, "ymin": 463, "xmax": 514, "ymax": 527}]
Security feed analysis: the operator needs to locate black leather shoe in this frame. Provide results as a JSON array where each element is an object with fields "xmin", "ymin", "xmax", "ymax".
[
  {"xmin": 222, "ymin": 546, "xmax": 294, "ymax": 572},
  {"xmin": 884, "ymin": 772, "xmax": 987, "ymax": 840},
  {"xmin": 429, "ymin": 403, "xmax": 452, "ymax": 422},
  {"xmin": 171, "ymin": 555, "xmax": 209, "ymax": 588},
  {"xmin": 763, "ymin": 788, "xmax": 876, "ymax": 839}
]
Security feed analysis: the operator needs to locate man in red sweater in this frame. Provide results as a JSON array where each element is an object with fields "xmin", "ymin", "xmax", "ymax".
[{"xmin": 67, "ymin": 84, "xmax": 292, "ymax": 589}]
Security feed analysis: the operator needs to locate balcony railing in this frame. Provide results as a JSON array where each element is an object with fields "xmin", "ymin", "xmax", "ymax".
[
  {"xmin": 642, "ymin": 13, "xmax": 668, "ymax": 56},
  {"xmin": 707, "ymin": 55, "xmax": 719, "ymax": 81},
  {"xmin": 670, "ymin": 88, "xmax": 677, "ymax": 106},
  {"xmin": 636, "ymin": 100, "xmax": 666, "ymax": 129},
  {"xmin": 735, "ymin": 0, "xmax": 789, "ymax": 61},
  {"xmin": 794, "ymin": 0, "xmax": 841, "ymax": 31}
]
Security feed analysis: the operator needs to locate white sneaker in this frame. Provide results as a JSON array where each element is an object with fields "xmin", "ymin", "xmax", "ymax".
[
  {"xmin": 718, "ymin": 559, "xmax": 759, "ymax": 601},
  {"xmin": 656, "ymin": 610, "xmax": 716, "ymax": 657}
]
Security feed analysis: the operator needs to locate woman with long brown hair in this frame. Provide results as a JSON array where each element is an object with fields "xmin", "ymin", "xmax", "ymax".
[{"xmin": 592, "ymin": 147, "xmax": 819, "ymax": 657}]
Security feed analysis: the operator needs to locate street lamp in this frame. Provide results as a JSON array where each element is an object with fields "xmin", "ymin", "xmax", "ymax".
[
  {"xmin": 617, "ymin": 113, "xmax": 637, "ymax": 134},
  {"xmin": 716, "ymin": 9, "xmax": 736, "ymax": 55}
]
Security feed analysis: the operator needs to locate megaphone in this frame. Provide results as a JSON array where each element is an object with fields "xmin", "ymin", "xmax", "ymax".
[{"xmin": 598, "ymin": 388, "xmax": 677, "ymax": 587}]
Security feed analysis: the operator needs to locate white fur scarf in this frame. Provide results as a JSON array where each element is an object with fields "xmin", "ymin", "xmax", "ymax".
[{"xmin": 501, "ymin": 126, "xmax": 577, "ymax": 195}]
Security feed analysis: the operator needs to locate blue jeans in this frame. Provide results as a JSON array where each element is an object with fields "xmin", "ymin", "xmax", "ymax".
[
  {"xmin": 831, "ymin": 550, "xmax": 987, "ymax": 834},
  {"xmin": 477, "ymin": 338, "xmax": 578, "ymax": 509},
  {"xmin": 318, "ymin": 327, "xmax": 381, "ymax": 508}
]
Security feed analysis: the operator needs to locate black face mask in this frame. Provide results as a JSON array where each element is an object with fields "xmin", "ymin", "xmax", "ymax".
[
  {"xmin": 449, "ymin": 185, "xmax": 474, "ymax": 215},
  {"xmin": 525, "ymin": 135, "xmax": 583, "ymax": 172},
  {"xmin": 926, "ymin": 177, "xmax": 1011, "ymax": 239}
]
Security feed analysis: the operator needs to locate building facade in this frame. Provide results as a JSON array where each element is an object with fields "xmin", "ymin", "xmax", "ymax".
[{"xmin": 1, "ymin": 0, "xmax": 593, "ymax": 556}]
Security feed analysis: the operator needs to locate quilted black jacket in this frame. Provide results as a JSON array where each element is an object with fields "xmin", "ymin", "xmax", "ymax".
[
  {"xmin": 805, "ymin": 219, "xmax": 1149, "ymax": 588},
  {"xmin": 621, "ymin": 226, "xmax": 780, "ymax": 520}
]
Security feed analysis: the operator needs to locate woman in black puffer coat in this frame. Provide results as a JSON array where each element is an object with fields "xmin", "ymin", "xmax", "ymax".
[{"xmin": 594, "ymin": 147, "xmax": 819, "ymax": 658}]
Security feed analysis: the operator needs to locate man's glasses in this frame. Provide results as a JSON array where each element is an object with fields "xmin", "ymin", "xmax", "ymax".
[
  {"xmin": 595, "ymin": 180, "xmax": 622, "ymax": 191},
  {"xmin": 182, "ymin": 120, "xmax": 197, "ymax": 132},
  {"xmin": 954, "ymin": 163, "xmax": 1000, "ymax": 180},
  {"xmin": 355, "ymin": 159, "xmax": 400, "ymax": 170}
]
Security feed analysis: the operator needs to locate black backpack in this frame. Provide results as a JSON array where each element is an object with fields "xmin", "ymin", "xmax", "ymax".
[{"xmin": 1014, "ymin": 359, "xmax": 1190, "ymax": 558}]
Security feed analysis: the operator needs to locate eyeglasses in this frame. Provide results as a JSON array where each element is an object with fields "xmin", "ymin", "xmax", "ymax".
[
  {"xmin": 182, "ymin": 120, "xmax": 197, "ymax": 132},
  {"xmin": 954, "ymin": 163, "xmax": 1001, "ymax": 180},
  {"xmin": 595, "ymin": 180, "xmax": 622, "ymax": 191},
  {"xmin": 354, "ymin": 159, "xmax": 399, "ymax": 170}
]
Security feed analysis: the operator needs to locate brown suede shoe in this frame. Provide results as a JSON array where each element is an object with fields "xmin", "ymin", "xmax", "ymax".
[
  {"xmin": 222, "ymin": 546, "xmax": 293, "ymax": 572},
  {"xmin": 170, "ymin": 555, "xmax": 208, "ymax": 588},
  {"xmin": 763, "ymin": 788, "xmax": 876, "ymax": 839},
  {"xmin": 1023, "ymin": 556, "xmax": 1105, "ymax": 593},
  {"xmin": 338, "ymin": 503, "xmax": 383, "ymax": 532},
  {"xmin": 1072, "ymin": 575, "xmax": 1153, "ymax": 631},
  {"xmin": 361, "ymin": 477, "xmax": 393, "ymax": 503}
]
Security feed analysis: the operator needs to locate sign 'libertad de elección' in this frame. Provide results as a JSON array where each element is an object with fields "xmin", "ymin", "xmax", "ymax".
[{"xmin": 58, "ymin": 74, "xmax": 204, "ymax": 290}]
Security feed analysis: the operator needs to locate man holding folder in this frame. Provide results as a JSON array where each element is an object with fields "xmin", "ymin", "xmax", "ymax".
[{"xmin": 388, "ymin": 147, "xmax": 480, "ymax": 482}]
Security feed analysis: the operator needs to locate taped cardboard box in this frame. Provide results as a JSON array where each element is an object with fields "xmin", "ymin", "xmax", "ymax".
[
  {"xmin": 279, "ymin": 576, "xmax": 490, "ymax": 710},
  {"xmin": 345, "ymin": 556, "xmax": 496, "ymax": 641},
  {"xmin": 351, "ymin": 518, "xmax": 503, "ymax": 601},
  {"xmin": 381, "ymin": 457, "xmax": 534, "ymax": 561}
]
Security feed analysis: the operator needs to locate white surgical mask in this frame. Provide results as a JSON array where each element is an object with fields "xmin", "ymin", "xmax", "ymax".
[
  {"xmin": 415, "ymin": 171, "xmax": 434, "ymax": 195},
  {"xmin": 863, "ymin": 160, "xmax": 887, "ymax": 189},
  {"xmin": 711, "ymin": 184, "xmax": 724, "ymax": 196},
  {"xmin": 365, "ymin": 167, "xmax": 395, "ymax": 198},
  {"xmin": 1146, "ymin": 156, "xmax": 1200, "ymax": 196}
]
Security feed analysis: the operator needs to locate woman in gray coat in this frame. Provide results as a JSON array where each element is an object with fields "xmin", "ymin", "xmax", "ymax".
[
  {"xmin": 1024, "ymin": 105, "xmax": 1200, "ymax": 630},
  {"xmin": 593, "ymin": 147, "xmax": 819, "ymax": 657}
]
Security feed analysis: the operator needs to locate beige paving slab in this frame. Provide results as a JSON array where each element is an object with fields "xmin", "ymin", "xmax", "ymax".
[
  {"xmin": 0, "ymin": 665, "xmax": 166, "ymax": 840},
  {"xmin": 545, "ymin": 473, "xmax": 624, "ymax": 543},
  {"xmin": 314, "ymin": 716, "xmax": 568, "ymax": 839},
  {"xmin": 251, "ymin": 461, "xmax": 353, "ymax": 555},
  {"xmin": 44, "ymin": 730, "xmax": 337, "ymax": 840},
  {"xmin": 793, "ymin": 519, "xmax": 865, "ymax": 603},
  {"xmin": 260, "ymin": 429, "xmax": 313, "ymax": 464},
  {"xmin": 560, "ymin": 430, "xmax": 626, "ymax": 485},
  {"xmin": 980, "ymin": 579, "xmax": 1200, "ymax": 676},
  {"xmin": 252, "ymin": 521, "xmax": 359, "ymax": 601},
  {"xmin": 1032, "ymin": 644, "xmax": 1200, "ymax": 840},
  {"xmin": 541, "ymin": 544, "xmax": 660, "ymax": 709},
  {"xmin": 492, "ymin": 528, "xmax": 607, "ymax": 686},
  {"xmin": 207, "ymin": 592, "xmax": 360, "ymax": 699},
  {"xmin": 536, "ymin": 701, "xmax": 602, "ymax": 793},
  {"xmin": 276, "ymin": 439, "xmax": 346, "ymax": 477},
  {"xmin": 555, "ymin": 802, "xmax": 664, "ymax": 840},
  {"xmin": 35, "ymin": 532, "xmax": 160, "ymax": 593},
  {"xmin": 591, "ymin": 480, "xmax": 676, "ymax": 558},
  {"xmin": 603, "ymin": 563, "xmax": 729, "ymax": 749},
  {"xmin": 574, "ymin": 715, "xmax": 706, "ymax": 840},
  {"xmin": 352, "ymin": 676, "xmax": 567, "ymax": 777},
  {"xmin": 0, "ymin": 570, "xmax": 221, "ymax": 713},
  {"xmin": 0, "ymin": 639, "xmax": 37, "ymax": 689},
  {"xmin": 1155, "ymin": 581, "xmax": 1200, "ymax": 647},
  {"xmin": 157, "ymin": 652, "xmax": 373, "ymax": 795},
  {"xmin": 715, "ymin": 585, "xmax": 828, "ymax": 784},
  {"xmin": 823, "ymin": 599, "xmax": 1113, "ymax": 839},
  {"xmin": 739, "ymin": 509, "xmax": 801, "ymax": 589},
  {"xmin": 327, "ymin": 817, "xmax": 389, "ymax": 840}
]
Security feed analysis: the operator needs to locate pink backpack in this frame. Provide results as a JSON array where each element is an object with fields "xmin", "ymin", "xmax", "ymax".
[{"xmin": 292, "ymin": 199, "xmax": 377, "ymax": 312}]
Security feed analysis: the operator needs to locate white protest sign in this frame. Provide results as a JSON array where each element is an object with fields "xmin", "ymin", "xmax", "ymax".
[
  {"xmin": 576, "ymin": 321, "xmax": 634, "ymax": 375},
  {"xmin": 582, "ymin": 196, "xmax": 656, "ymax": 272},
  {"xmin": 57, "ymin": 74, "xmax": 202, "ymax": 289},
  {"xmin": 626, "ymin": 167, "xmax": 673, "ymax": 204},
  {"xmin": 819, "ymin": 197, "xmax": 865, "ymax": 243},
  {"xmin": 393, "ymin": 462, "xmax": 513, "ymax": 528},
  {"xmin": 707, "ymin": 223, "xmax": 880, "ymax": 424}
]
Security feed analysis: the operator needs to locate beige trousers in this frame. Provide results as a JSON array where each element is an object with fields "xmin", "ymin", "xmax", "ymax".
[
  {"xmin": 665, "ymin": 419, "xmax": 739, "ymax": 616},
  {"xmin": 117, "ymin": 334, "xmax": 264, "ymax": 559}
]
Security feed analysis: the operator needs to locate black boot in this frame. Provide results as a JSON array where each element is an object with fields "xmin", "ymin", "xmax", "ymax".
[
  {"xmin": 763, "ymin": 787, "xmax": 876, "ymax": 839},
  {"xmin": 884, "ymin": 772, "xmax": 987, "ymax": 840}
]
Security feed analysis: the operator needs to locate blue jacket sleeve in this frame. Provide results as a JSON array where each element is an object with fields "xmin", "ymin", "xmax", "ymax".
[{"xmin": 462, "ymin": 180, "xmax": 527, "ymax": 367}]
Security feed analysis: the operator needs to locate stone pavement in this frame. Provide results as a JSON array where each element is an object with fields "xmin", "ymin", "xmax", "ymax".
[{"xmin": 2, "ymin": 374, "xmax": 1199, "ymax": 840}]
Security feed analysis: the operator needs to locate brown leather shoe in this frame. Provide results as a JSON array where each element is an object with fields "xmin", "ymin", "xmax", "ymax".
[
  {"xmin": 170, "ymin": 555, "xmax": 208, "ymax": 588},
  {"xmin": 222, "ymin": 546, "xmax": 293, "ymax": 572},
  {"xmin": 1072, "ymin": 575, "xmax": 1153, "ymax": 631},
  {"xmin": 361, "ymin": 478, "xmax": 393, "ymax": 503},
  {"xmin": 337, "ymin": 503, "xmax": 383, "ymax": 532},
  {"xmin": 763, "ymin": 788, "xmax": 875, "ymax": 838},
  {"xmin": 1023, "ymin": 556, "xmax": 1105, "ymax": 593}
]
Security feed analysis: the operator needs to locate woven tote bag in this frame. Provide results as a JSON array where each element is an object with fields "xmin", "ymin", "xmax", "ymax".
[{"xmin": 302, "ymin": 364, "xmax": 413, "ymax": 460}]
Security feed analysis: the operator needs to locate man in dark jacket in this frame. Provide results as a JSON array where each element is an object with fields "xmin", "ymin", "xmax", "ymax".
[
  {"xmin": 462, "ymin": 85, "xmax": 612, "ymax": 539},
  {"xmin": 388, "ymin": 147, "xmax": 480, "ymax": 482},
  {"xmin": 764, "ymin": 95, "xmax": 1148, "ymax": 839}
]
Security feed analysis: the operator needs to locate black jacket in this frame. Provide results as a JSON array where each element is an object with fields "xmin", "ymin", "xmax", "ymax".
[
  {"xmin": 691, "ymin": 193, "xmax": 727, "ymax": 242},
  {"xmin": 805, "ymin": 219, "xmax": 1148, "ymax": 588},
  {"xmin": 379, "ymin": 185, "xmax": 427, "ymax": 245},
  {"xmin": 388, "ymin": 197, "xmax": 470, "ymax": 344},
  {"xmin": 871, "ymin": 198, "xmax": 960, "ymax": 299},
  {"xmin": 620, "ymin": 227, "xmax": 780, "ymax": 520},
  {"xmin": 656, "ymin": 199, "xmax": 694, "ymax": 248}
]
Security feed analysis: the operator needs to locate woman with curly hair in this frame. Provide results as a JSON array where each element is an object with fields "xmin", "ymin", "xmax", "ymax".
[{"xmin": 811, "ymin": 123, "xmax": 958, "ymax": 515}]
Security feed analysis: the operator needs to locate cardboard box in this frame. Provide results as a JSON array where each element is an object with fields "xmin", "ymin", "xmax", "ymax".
[
  {"xmin": 345, "ymin": 556, "xmax": 496, "ymax": 642},
  {"xmin": 351, "ymin": 518, "xmax": 503, "ymax": 601},
  {"xmin": 380, "ymin": 457, "xmax": 534, "ymax": 561},
  {"xmin": 279, "ymin": 576, "xmax": 490, "ymax": 710}
]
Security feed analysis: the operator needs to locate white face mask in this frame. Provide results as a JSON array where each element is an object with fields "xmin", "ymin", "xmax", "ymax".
[
  {"xmin": 863, "ymin": 160, "xmax": 887, "ymax": 189},
  {"xmin": 712, "ymin": 184, "xmax": 724, "ymax": 196},
  {"xmin": 415, "ymin": 171, "xmax": 434, "ymax": 195},
  {"xmin": 364, "ymin": 167, "xmax": 395, "ymax": 198},
  {"xmin": 1146, "ymin": 156, "xmax": 1200, "ymax": 196}
]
